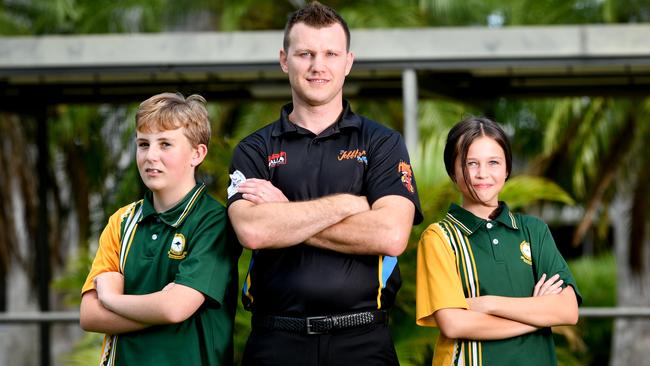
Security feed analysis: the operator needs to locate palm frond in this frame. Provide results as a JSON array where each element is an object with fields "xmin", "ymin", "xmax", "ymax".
[
  {"xmin": 341, "ymin": 1, "xmax": 423, "ymax": 28},
  {"xmin": 501, "ymin": 175, "xmax": 575, "ymax": 210},
  {"xmin": 232, "ymin": 102, "xmax": 284, "ymax": 142},
  {"xmin": 541, "ymin": 99, "xmax": 572, "ymax": 157}
]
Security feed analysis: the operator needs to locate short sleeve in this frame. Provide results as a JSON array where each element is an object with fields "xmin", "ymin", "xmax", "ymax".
[
  {"xmin": 526, "ymin": 217, "xmax": 583, "ymax": 305},
  {"xmin": 81, "ymin": 206, "xmax": 130, "ymax": 294},
  {"xmin": 174, "ymin": 204, "xmax": 237, "ymax": 306},
  {"xmin": 416, "ymin": 224, "xmax": 469, "ymax": 327},
  {"xmin": 227, "ymin": 136, "xmax": 269, "ymax": 206},
  {"xmin": 365, "ymin": 131, "xmax": 423, "ymax": 224}
]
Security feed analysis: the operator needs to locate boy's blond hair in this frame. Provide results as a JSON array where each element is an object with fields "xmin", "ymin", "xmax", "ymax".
[{"xmin": 136, "ymin": 92, "xmax": 210, "ymax": 147}]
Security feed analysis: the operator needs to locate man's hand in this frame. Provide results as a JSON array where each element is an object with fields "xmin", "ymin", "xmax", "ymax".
[
  {"xmin": 237, "ymin": 178, "xmax": 289, "ymax": 204},
  {"xmin": 533, "ymin": 273, "xmax": 563, "ymax": 296}
]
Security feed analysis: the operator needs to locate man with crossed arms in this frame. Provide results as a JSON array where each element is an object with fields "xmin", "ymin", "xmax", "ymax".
[{"xmin": 227, "ymin": 2, "xmax": 423, "ymax": 365}]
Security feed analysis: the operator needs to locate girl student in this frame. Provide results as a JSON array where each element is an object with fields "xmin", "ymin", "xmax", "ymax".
[{"xmin": 416, "ymin": 116, "xmax": 581, "ymax": 366}]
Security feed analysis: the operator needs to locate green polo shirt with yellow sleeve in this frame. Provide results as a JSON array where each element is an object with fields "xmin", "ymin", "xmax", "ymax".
[
  {"xmin": 82, "ymin": 183, "xmax": 240, "ymax": 366},
  {"xmin": 416, "ymin": 202, "xmax": 582, "ymax": 366}
]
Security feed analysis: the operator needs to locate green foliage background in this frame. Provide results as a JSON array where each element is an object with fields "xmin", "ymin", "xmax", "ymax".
[{"xmin": 4, "ymin": 0, "xmax": 649, "ymax": 364}]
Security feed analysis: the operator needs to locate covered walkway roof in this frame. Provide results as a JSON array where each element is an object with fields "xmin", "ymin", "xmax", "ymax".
[{"xmin": 1, "ymin": 24, "xmax": 650, "ymax": 109}]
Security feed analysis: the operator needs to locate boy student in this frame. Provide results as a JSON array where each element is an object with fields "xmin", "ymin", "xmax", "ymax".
[
  {"xmin": 227, "ymin": 2, "xmax": 422, "ymax": 365},
  {"xmin": 80, "ymin": 92, "xmax": 240, "ymax": 366}
]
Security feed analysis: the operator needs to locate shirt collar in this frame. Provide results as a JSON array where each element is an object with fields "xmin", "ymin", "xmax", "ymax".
[
  {"xmin": 446, "ymin": 202, "xmax": 518, "ymax": 235},
  {"xmin": 271, "ymin": 99, "xmax": 362, "ymax": 137},
  {"xmin": 140, "ymin": 183, "xmax": 206, "ymax": 228}
]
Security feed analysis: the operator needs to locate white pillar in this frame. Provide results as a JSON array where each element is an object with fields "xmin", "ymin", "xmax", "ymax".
[{"xmin": 402, "ymin": 69, "xmax": 418, "ymax": 154}]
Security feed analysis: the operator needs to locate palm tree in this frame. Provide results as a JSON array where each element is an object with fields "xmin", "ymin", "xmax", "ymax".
[{"xmin": 531, "ymin": 96, "xmax": 650, "ymax": 366}]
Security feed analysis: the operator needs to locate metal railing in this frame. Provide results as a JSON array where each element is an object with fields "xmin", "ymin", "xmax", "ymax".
[
  {"xmin": 1, "ymin": 307, "xmax": 650, "ymax": 324},
  {"xmin": 0, "ymin": 311, "xmax": 80, "ymax": 323},
  {"xmin": 0, "ymin": 308, "xmax": 647, "ymax": 366},
  {"xmin": 579, "ymin": 307, "xmax": 650, "ymax": 318}
]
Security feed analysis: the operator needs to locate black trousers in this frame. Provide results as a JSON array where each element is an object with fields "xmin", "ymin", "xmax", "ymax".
[{"xmin": 241, "ymin": 323, "xmax": 400, "ymax": 366}]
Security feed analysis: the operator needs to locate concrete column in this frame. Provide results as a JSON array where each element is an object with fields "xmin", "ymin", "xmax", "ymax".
[{"xmin": 402, "ymin": 69, "xmax": 418, "ymax": 154}]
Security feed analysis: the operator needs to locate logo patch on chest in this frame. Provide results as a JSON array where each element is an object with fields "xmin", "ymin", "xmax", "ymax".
[
  {"xmin": 338, "ymin": 149, "xmax": 367, "ymax": 165},
  {"xmin": 168, "ymin": 233, "xmax": 187, "ymax": 260},
  {"xmin": 520, "ymin": 240, "xmax": 532, "ymax": 265},
  {"xmin": 268, "ymin": 151, "xmax": 287, "ymax": 168}
]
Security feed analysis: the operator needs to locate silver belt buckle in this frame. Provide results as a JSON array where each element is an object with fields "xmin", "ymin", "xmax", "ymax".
[{"xmin": 305, "ymin": 316, "xmax": 329, "ymax": 335}]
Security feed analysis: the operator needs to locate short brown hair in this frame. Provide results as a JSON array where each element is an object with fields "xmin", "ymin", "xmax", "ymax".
[
  {"xmin": 135, "ymin": 92, "xmax": 210, "ymax": 148},
  {"xmin": 283, "ymin": 1, "xmax": 350, "ymax": 52}
]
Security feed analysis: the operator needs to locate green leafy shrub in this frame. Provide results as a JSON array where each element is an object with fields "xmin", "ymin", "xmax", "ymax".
[{"xmin": 565, "ymin": 253, "xmax": 616, "ymax": 365}]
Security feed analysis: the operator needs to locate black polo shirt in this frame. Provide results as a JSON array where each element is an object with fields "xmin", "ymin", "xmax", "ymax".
[{"xmin": 228, "ymin": 101, "xmax": 423, "ymax": 317}]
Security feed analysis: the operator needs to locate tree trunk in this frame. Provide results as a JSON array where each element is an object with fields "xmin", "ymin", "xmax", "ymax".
[
  {"xmin": 610, "ymin": 195, "xmax": 650, "ymax": 365},
  {"xmin": 0, "ymin": 173, "xmax": 39, "ymax": 366}
]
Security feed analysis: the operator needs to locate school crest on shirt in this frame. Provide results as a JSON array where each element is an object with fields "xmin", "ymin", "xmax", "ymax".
[
  {"xmin": 398, "ymin": 160, "xmax": 415, "ymax": 193},
  {"xmin": 520, "ymin": 240, "xmax": 532, "ymax": 265},
  {"xmin": 168, "ymin": 233, "xmax": 187, "ymax": 260}
]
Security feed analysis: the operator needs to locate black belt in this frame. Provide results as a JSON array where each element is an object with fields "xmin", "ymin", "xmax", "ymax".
[{"xmin": 252, "ymin": 310, "xmax": 388, "ymax": 335}]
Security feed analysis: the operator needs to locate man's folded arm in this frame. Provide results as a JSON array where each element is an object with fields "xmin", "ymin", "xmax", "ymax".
[
  {"xmin": 228, "ymin": 193, "xmax": 370, "ymax": 250},
  {"xmin": 306, "ymin": 195, "xmax": 415, "ymax": 256}
]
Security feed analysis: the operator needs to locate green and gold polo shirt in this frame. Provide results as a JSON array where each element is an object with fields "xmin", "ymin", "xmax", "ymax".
[
  {"xmin": 416, "ymin": 202, "xmax": 582, "ymax": 366},
  {"xmin": 82, "ymin": 183, "xmax": 240, "ymax": 366}
]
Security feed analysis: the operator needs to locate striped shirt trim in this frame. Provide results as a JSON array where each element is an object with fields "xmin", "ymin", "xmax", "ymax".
[
  {"xmin": 452, "ymin": 340, "xmax": 461, "ymax": 366},
  {"xmin": 376, "ymin": 255, "xmax": 398, "ymax": 309},
  {"xmin": 439, "ymin": 219, "xmax": 482, "ymax": 366},
  {"xmin": 440, "ymin": 220, "xmax": 481, "ymax": 298},
  {"xmin": 242, "ymin": 253, "xmax": 256, "ymax": 307},
  {"xmin": 445, "ymin": 212, "xmax": 472, "ymax": 235},
  {"xmin": 119, "ymin": 201, "xmax": 143, "ymax": 273},
  {"xmin": 99, "ymin": 335, "xmax": 117, "ymax": 366},
  {"xmin": 469, "ymin": 340, "xmax": 480, "ymax": 366},
  {"xmin": 508, "ymin": 211, "xmax": 518, "ymax": 229},
  {"xmin": 171, "ymin": 184, "xmax": 205, "ymax": 227},
  {"xmin": 455, "ymin": 339, "xmax": 481, "ymax": 366}
]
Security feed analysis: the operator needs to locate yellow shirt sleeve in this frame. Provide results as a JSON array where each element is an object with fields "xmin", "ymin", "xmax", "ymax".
[
  {"xmin": 80, "ymin": 204, "xmax": 132, "ymax": 294},
  {"xmin": 416, "ymin": 223, "xmax": 468, "ymax": 327}
]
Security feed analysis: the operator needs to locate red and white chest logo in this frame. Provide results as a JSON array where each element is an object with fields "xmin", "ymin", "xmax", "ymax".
[{"xmin": 268, "ymin": 151, "xmax": 287, "ymax": 168}]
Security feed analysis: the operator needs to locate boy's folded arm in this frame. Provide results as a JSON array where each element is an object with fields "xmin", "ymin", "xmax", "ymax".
[
  {"xmin": 98, "ymin": 283, "xmax": 206, "ymax": 325},
  {"xmin": 79, "ymin": 290, "xmax": 150, "ymax": 334}
]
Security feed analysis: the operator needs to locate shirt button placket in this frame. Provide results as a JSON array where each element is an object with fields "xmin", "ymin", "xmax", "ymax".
[{"xmin": 486, "ymin": 222, "xmax": 503, "ymax": 261}]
